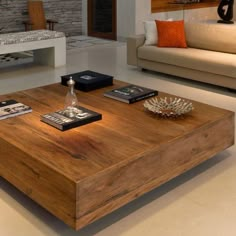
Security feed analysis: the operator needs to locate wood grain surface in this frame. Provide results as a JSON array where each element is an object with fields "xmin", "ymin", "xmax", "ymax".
[{"xmin": 0, "ymin": 81, "xmax": 234, "ymax": 230}]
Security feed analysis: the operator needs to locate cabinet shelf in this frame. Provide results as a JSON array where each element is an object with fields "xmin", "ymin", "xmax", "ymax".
[{"xmin": 151, "ymin": 0, "xmax": 218, "ymax": 13}]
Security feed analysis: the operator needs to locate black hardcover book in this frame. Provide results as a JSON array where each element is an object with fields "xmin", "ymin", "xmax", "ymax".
[
  {"xmin": 41, "ymin": 106, "xmax": 102, "ymax": 131},
  {"xmin": 104, "ymin": 85, "xmax": 158, "ymax": 104},
  {"xmin": 0, "ymin": 99, "xmax": 32, "ymax": 120},
  {"xmin": 61, "ymin": 70, "xmax": 113, "ymax": 92}
]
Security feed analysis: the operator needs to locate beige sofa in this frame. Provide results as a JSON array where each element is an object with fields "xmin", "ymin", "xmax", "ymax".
[{"xmin": 127, "ymin": 22, "xmax": 236, "ymax": 90}]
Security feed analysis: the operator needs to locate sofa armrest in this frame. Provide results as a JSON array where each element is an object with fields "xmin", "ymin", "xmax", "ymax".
[{"xmin": 127, "ymin": 34, "xmax": 145, "ymax": 66}]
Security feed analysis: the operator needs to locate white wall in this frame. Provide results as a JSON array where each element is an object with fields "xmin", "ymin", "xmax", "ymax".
[
  {"xmin": 119, "ymin": 0, "xmax": 220, "ymax": 38},
  {"xmin": 117, "ymin": 0, "xmax": 136, "ymax": 41},
  {"xmin": 135, "ymin": 0, "xmax": 219, "ymax": 35},
  {"xmin": 82, "ymin": 0, "xmax": 87, "ymax": 35},
  {"xmin": 234, "ymin": 4, "xmax": 236, "ymax": 20}
]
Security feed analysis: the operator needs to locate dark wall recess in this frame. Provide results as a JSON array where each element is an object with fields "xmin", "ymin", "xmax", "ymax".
[{"xmin": 88, "ymin": 0, "xmax": 117, "ymax": 40}]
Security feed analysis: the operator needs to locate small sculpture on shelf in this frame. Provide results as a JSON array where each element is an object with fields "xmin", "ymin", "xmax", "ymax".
[{"xmin": 217, "ymin": 0, "xmax": 234, "ymax": 24}]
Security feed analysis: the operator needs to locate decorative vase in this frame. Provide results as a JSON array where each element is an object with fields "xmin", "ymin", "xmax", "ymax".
[{"xmin": 64, "ymin": 76, "xmax": 79, "ymax": 117}]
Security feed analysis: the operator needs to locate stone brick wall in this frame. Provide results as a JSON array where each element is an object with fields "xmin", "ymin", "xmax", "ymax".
[{"xmin": 0, "ymin": 0, "xmax": 82, "ymax": 36}]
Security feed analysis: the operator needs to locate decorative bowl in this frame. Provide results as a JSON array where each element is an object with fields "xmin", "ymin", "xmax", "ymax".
[{"xmin": 143, "ymin": 97, "xmax": 194, "ymax": 118}]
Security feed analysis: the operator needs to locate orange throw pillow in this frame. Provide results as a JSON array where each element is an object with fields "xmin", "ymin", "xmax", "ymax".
[{"xmin": 155, "ymin": 20, "xmax": 187, "ymax": 48}]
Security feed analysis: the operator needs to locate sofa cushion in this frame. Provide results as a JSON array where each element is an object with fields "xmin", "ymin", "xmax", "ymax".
[
  {"xmin": 144, "ymin": 21, "xmax": 158, "ymax": 45},
  {"xmin": 185, "ymin": 22, "xmax": 236, "ymax": 54},
  {"xmin": 138, "ymin": 45, "xmax": 236, "ymax": 78},
  {"xmin": 156, "ymin": 20, "xmax": 187, "ymax": 48},
  {"xmin": 143, "ymin": 19, "xmax": 173, "ymax": 46}
]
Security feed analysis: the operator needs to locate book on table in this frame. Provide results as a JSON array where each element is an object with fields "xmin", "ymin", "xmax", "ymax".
[
  {"xmin": 0, "ymin": 99, "xmax": 32, "ymax": 120},
  {"xmin": 41, "ymin": 106, "xmax": 102, "ymax": 131},
  {"xmin": 104, "ymin": 84, "xmax": 158, "ymax": 103}
]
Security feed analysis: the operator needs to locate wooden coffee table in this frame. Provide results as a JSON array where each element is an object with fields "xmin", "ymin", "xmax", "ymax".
[{"xmin": 0, "ymin": 81, "xmax": 234, "ymax": 230}]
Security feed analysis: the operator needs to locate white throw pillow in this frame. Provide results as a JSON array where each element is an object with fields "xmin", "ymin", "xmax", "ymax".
[
  {"xmin": 144, "ymin": 19, "xmax": 173, "ymax": 46},
  {"xmin": 144, "ymin": 21, "xmax": 157, "ymax": 46}
]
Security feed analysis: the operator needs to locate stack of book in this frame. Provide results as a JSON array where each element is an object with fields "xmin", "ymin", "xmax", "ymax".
[{"xmin": 41, "ymin": 106, "xmax": 102, "ymax": 131}]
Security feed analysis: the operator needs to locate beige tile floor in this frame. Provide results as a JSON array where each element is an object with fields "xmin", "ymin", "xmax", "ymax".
[{"xmin": 0, "ymin": 42, "xmax": 235, "ymax": 236}]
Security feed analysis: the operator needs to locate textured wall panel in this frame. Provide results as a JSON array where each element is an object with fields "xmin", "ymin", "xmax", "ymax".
[{"xmin": 0, "ymin": 0, "xmax": 82, "ymax": 36}]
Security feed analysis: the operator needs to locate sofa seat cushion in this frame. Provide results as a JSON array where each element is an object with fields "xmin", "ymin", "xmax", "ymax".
[{"xmin": 138, "ymin": 46, "xmax": 236, "ymax": 78}]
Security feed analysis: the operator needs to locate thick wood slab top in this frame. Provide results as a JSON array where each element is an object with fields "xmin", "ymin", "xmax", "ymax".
[{"xmin": 0, "ymin": 81, "xmax": 234, "ymax": 182}]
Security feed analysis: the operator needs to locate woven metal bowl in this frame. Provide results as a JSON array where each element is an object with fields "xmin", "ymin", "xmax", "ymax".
[{"xmin": 144, "ymin": 97, "xmax": 194, "ymax": 118}]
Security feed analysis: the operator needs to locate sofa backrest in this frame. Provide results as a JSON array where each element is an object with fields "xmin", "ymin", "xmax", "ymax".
[{"xmin": 185, "ymin": 22, "xmax": 236, "ymax": 54}]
